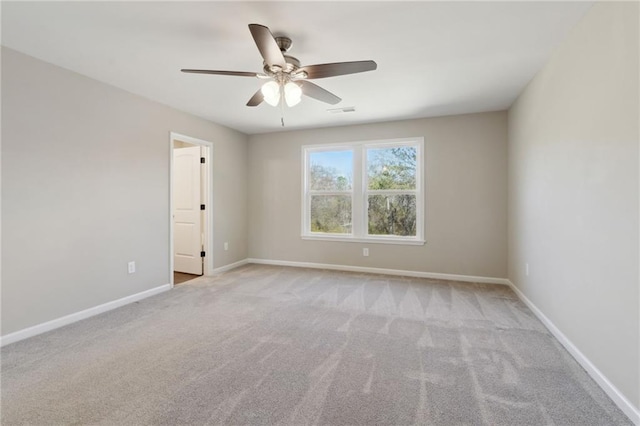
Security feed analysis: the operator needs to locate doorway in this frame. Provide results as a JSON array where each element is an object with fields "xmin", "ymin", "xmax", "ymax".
[{"xmin": 170, "ymin": 133, "xmax": 213, "ymax": 287}]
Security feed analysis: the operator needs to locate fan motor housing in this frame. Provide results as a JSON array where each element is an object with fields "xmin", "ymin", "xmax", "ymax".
[{"xmin": 264, "ymin": 55, "xmax": 300, "ymax": 75}]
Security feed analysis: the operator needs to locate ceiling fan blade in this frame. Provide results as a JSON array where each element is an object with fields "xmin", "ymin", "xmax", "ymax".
[
  {"xmin": 248, "ymin": 24, "xmax": 286, "ymax": 69},
  {"xmin": 299, "ymin": 60, "xmax": 377, "ymax": 79},
  {"xmin": 246, "ymin": 89, "xmax": 264, "ymax": 107},
  {"xmin": 299, "ymin": 81, "xmax": 341, "ymax": 105},
  {"xmin": 181, "ymin": 69, "xmax": 258, "ymax": 77}
]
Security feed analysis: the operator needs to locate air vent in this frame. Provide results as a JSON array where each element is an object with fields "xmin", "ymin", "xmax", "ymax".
[{"xmin": 327, "ymin": 106, "xmax": 356, "ymax": 114}]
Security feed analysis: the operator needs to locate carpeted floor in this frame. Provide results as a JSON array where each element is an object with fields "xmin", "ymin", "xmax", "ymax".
[{"xmin": 1, "ymin": 264, "xmax": 632, "ymax": 425}]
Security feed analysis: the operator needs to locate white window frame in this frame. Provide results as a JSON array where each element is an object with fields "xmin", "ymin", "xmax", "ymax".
[{"xmin": 302, "ymin": 137, "xmax": 425, "ymax": 245}]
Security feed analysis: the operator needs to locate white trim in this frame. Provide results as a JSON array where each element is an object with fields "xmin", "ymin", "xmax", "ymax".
[
  {"xmin": 506, "ymin": 280, "xmax": 640, "ymax": 425},
  {"xmin": 246, "ymin": 258, "xmax": 509, "ymax": 285},
  {"xmin": 301, "ymin": 145, "xmax": 355, "ymax": 238},
  {"xmin": 211, "ymin": 259, "xmax": 250, "ymax": 275},
  {"xmin": 301, "ymin": 137, "xmax": 425, "ymax": 244},
  {"xmin": 363, "ymin": 139, "xmax": 424, "ymax": 241},
  {"xmin": 169, "ymin": 132, "xmax": 215, "ymax": 284},
  {"xmin": 0, "ymin": 284, "xmax": 171, "ymax": 347},
  {"xmin": 301, "ymin": 235, "xmax": 425, "ymax": 245}
]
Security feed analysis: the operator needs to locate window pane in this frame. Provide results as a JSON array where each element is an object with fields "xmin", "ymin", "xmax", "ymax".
[
  {"xmin": 368, "ymin": 194, "xmax": 416, "ymax": 236},
  {"xmin": 367, "ymin": 146, "xmax": 416, "ymax": 190},
  {"xmin": 311, "ymin": 195, "xmax": 352, "ymax": 234},
  {"xmin": 310, "ymin": 150, "xmax": 353, "ymax": 191}
]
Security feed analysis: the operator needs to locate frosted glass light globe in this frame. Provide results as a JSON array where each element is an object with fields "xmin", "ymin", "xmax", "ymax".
[
  {"xmin": 284, "ymin": 82, "xmax": 302, "ymax": 107},
  {"xmin": 261, "ymin": 81, "xmax": 280, "ymax": 106}
]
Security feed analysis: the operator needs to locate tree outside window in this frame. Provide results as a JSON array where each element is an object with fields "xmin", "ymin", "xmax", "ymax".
[
  {"xmin": 366, "ymin": 146, "xmax": 417, "ymax": 237},
  {"xmin": 303, "ymin": 138, "xmax": 424, "ymax": 245}
]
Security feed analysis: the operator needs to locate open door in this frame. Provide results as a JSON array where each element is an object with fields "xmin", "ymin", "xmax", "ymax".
[{"xmin": 173, "ymin": 145, "xmax": 203, "ymax": 275}]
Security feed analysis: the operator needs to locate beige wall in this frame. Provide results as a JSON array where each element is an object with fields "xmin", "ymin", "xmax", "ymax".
[
  {"xmin": 2, "ymin": 2, "xmax": 637, "ymax": 415},
  {"xmin": 1, "ymin": 47, "xmax": 249, "ymax": 335},
  {"xmin": 248, "ymin": 112, "xmax": 508, "ymax": 278},
  {"xmin": 508, "ymin": 1, "xmax": 639, "ymax": 411}
]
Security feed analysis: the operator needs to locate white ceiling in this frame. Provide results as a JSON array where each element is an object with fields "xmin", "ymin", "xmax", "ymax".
[{"xmin": 2, "ymin": 1, "xmax": 593, "ymax": 135}]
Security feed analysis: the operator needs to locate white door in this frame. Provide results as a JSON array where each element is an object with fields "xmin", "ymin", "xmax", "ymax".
[{"xmin": 173, "ymin": 146, "xmax": 203, "ymax": 275}]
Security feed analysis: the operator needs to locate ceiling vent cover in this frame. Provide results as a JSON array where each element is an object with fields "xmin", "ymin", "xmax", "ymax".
[{"xmin": 327, "ymin": 106, "xmax": 356, "ymax": 114}]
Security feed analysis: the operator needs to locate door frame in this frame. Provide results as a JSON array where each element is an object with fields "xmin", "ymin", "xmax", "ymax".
[{"xmin": 169, "ymin": 132, "xmax": 214, "ymax": 287}]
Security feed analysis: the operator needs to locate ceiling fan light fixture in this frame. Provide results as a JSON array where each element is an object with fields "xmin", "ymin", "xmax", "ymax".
[
  {"xmin": 182, "ymin": 23, "xmax": 376, "ymax": 116},
  {"xmin": 261, "ymin": 80, "xmax": 280, "ymax": 106},
  {"xmin": 284, "ymin": 82, "xmax": 302, "ymax": 107}
]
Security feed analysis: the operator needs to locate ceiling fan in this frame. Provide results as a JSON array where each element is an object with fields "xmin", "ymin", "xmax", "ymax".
[{"xmin": 181, "ymin": 24, "xmax": 377, "ymax": 112}]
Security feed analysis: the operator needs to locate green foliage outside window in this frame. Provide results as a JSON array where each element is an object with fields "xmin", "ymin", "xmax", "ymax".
[
  {"xmin": 367, "ymin": 147, "xmax": 417, "ymax": 236},
  {"xmin": 308, "ymin": 145, "xmax": 418, "ymax": 237},
  {"xmin": 310, "ymin": 164, "xmax": 351, "ymax": 191},
  {"xmin": 367, "ymin": 194, "xmax": 416, "ymax": 236},
  {"xmin": 310, "ymin": 194, "xmax": 352, "ymax": 233},
  {"xmin": 367, "ymin": 147, "xmax": 416, "ymax": 190}
]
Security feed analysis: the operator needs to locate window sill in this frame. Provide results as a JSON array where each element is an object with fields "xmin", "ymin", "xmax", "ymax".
[{"xmin": 301, "ymin": 235, "xmax": 426, "ymax": 246}]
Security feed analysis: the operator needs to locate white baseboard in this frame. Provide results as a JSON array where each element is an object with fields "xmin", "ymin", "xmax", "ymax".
[
  {"xmin": 507, "ymin": 280, "xmax": 639, "ymax": 425},
  {"xmin": 210, "ymin": 258, "xmax": 250, "ymax": 275},
  {"xmin": 0, "ymin": 283, "xmax": 171, "ymax": 348},
  {"xmin": 246, "ymin": 258, "xmax": 510, "ymax": 285}
]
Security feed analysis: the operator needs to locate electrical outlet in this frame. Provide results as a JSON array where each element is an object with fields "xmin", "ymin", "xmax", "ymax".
[
  {"xmin": 525, "ymin": 263, "xmax": 529, "ymax": 276},
  {"xmin": 224, "ymin": 242, "xmax": 229, "ymax": 251},
  {"xmin": 128, "ymin": 261, "xmax": 136, "ymax": 274},
  {"xmin": 363, "ymin": 248, "xmax": 369, "ymax": 257}
]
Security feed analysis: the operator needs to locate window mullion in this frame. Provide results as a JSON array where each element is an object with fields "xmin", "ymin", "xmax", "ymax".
[
  {"xmin": 352, "ymin": 145, "xmax": 364, "ymax": 238},
  {"xmin": 308, "ymin": 190, "xmax": 352, "ymax": 196},
  {"xmin": 366, "ymin": 190, "xmax": 417, "ymax": 196},
  {"xmin": 302, "ymin": 149, "xmax": 309, "ymax": 236},
  {"xmin": 363, "ymin": 147, "xmax": 370, "ymax": 238}
]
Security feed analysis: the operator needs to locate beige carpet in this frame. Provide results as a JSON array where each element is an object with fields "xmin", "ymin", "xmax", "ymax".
[{"xmin": 1, "ymin": 264, "xmax": 632, "ymax": 425}]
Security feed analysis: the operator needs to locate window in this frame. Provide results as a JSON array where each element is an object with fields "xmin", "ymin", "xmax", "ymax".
[{"xmin": 302, "ymin": 138, "xmax": 424, "ymax": 245}]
